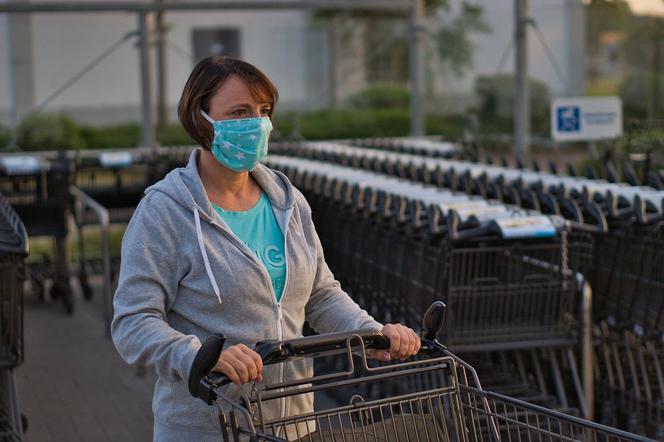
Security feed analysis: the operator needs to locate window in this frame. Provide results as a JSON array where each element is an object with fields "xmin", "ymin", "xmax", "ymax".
[{"xmin": 192, "ymin": 28, "xmax": 240, "ymax": 62}]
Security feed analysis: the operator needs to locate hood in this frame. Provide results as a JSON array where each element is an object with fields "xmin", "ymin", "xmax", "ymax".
[{"xmin": 145, "ymin": 148, "xmax": 295, "ymax": 222}]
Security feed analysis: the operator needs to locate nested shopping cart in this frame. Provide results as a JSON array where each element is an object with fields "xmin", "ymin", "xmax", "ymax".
[
  {"xmin": 188, "ymin": 302, "xmax": 650, "ymax": 442},
  {"xmin": 0, "ymin": 192, "xmax": 29, "ymax": 441},
  {"xmin": 0, "ymin": 151, "xmax": 74, "ymax": 312}
]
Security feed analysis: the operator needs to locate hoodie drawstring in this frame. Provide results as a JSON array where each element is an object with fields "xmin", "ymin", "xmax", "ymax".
[{"xmin": 193, "ymin": 208, "xmax": 222, "ymax": 304}]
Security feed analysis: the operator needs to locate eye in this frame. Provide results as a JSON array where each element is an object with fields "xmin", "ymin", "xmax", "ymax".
[
  {"xmin": 232, "ymin": 109, "xmax": 247, "ymax": 116},
  {"xmin": 261, "ymin": 108, "xmax": 271, "ymax": 116}
]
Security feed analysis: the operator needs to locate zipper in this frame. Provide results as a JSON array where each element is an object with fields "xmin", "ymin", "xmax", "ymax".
[
  {"xmin": 197, "ymin": 204, "xmax": 294, "ymax": 425},
  {"xmin": 275, "ymin": 206, "xmax": 293, "ymax": 427}
]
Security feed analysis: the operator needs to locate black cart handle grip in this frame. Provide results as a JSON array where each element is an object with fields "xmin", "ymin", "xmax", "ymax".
[{"xmin": 188, "ymin": 334, "xmax": 227, "ymax": 403}]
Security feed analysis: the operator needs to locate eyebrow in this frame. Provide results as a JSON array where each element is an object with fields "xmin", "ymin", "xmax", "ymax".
[{"xmin": 229, "ymin": 103, "xmax": 271, "ymax": 109}]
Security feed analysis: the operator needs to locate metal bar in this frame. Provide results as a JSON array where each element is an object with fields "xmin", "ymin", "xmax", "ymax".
[
  {"xmin": 548, "ymin": 348, "xmax": 569, "ymax": 409},
  {"xmin": 408, "ymin": 0, "xmax": 424, "ymax": 137},
  {"xmin": 578, "ymin": 275, "xmax": 594, "ymax": 421},
  {"xmin": 513, "ymin": 0, "xmax": 529, "ymax": 163},
  {"xmin": 566, "ymin": 348, "xmax": 588, "ymax": 420},
  {"xmin": 69, "ymin": 186, "xmax": 112, "ymax": 337},
  {"xmin": 0, "ymin": 0, "xmax": 412, "ymax": 13},
  {"xmin": 138, "ymin": 12, "xmax": 155, "ymax": 148}
]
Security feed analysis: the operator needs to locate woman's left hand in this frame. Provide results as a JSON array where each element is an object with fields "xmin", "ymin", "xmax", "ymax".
[{"xmin": 374, "ymin": 323, "xmax": 421, "ymax": 361}]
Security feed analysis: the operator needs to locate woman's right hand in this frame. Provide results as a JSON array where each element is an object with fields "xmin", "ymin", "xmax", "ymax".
[{"xmin": 213, "ymin": 344, "xmax": 264, "ymax": 385}]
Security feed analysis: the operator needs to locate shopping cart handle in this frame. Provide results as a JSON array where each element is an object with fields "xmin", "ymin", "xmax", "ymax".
[
  {"xmin": 560, "ymin": 197, "xmax": 582, "ymax": 223},
  {"xmin": 255, "ymin": 330, "xmax": 390, "ymax": 365},
  {"xmin": 634, "ymin": 194, "xmax": 664, "ymax": 224},
  {"xmin": 566, "ymin": 200, "xmax": 608, "ymax": 233},
  {"xmin": 447, "ymin": 210, "xmax": 492, "ymax": 241},
  {"xmin": 188, "ymin": 334, "xmax": 228, "ymax": 404}
]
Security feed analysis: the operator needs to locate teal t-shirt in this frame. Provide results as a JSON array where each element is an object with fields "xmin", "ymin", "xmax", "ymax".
[{"xmin": 212, "ymin": 193, "xmax": 287, "ymax": 302}]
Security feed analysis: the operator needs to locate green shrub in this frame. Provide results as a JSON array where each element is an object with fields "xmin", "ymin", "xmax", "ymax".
[
  {"xmin": 347, "ymin": 83, "xmax": 410, "ymax": 109},
  {"xmin": 425, "ymin": 114, "xmax": 464, "ymax": 138},
  {"xmin": 79, "ymin": 123, "xmax": 141, "ymax": 149},
  {"xmin": 283, "ymin": 108, "xmax": 462, "ymax": 140},
  {"xmin": 156, "ymin": 123, "xmax": 195, "ymax": 146},
  {"xmin": 16, "ymin": 112, "xmax": 85, "ymax": 151},
  {"xmin": 9, "ymin": 107, "xmax": 464, "ymax": 151},
  {"xmin": 619, "ymin": 73, "xmax": 664, "ymax": 121},
  {"xmin": 299, "ymin": 108, "xmax": 410, "ymax": 139},
  {"xmin": 474, "ymin": 74, "xmax": 550, "ymax": 133},
  {"xmin": 0, "ymin": 125, "xmax": 12, "ymax": 149}
]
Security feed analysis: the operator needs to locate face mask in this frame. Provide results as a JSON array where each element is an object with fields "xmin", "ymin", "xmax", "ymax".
[{"xmin": 200, "ymin": 110, "xmax": 273, "ymax": 172}]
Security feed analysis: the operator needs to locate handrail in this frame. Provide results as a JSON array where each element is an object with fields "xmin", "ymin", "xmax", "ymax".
[
  {"xmin": 577, "ymin": 273, "xmax": 594, "ymax": 422},
  {"xmin": 69, "ymin": 185, "xmax": 113, "ymax": 337}
]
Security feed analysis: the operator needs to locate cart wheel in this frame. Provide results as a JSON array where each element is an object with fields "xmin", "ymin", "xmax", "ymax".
[
  {"xmin": 63, "ymin": 292, "xmax": 75, "ymax": 315},
  {"xmin": 50, "ymin": 282, "xmax": 63, "ymax": 300},
  {"xmin": 33, "ymin": 279, "xmax": 46, "ymax": 301},
  {"xmin": 79, "ymin": 266, "xmax": 93, "ymax": 300},
  {"xmin": 81, "ymin": 280, "xmax": 93, "ymax": 301},
  {"xmin": 21, "ymin": 413, "xmax": 28, "ymax": 433},
  {"xmin": 52, "ymin": 280, "xmax": 74, "ymax": 314}
]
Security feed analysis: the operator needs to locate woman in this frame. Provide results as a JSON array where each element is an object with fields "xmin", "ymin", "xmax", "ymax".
[{"xmin": 111, "ymin": 56, "xmax": 421, "ymax": 441}]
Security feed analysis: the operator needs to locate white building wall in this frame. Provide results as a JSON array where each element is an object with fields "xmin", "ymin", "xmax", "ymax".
[
  {"xmin": 0, "ymin": 3, "xmax": 311, "ymax": 125},
  {"xmin": 0, "ymin": 13, "xmax": 13, "ymax": 124}
]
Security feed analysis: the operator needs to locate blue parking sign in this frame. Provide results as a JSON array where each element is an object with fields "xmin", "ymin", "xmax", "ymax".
[
  {"xmin": 551, "ymin": 97, "xmax": 622, "ymax": 141},
  {"xmin": 557, "ymin": 106, "xmax": 580, "ymax": 132}
]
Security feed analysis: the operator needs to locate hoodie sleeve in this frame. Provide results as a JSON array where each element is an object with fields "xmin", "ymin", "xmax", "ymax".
[
  {"xmin": 295, "ymin": 189, "xmax": 383, "ymax": 334},
  {"xmin": 111, "ymin": 192, "xmax": 201, "ymax": 382}
]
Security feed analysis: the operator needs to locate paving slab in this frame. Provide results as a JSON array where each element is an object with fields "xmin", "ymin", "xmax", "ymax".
[{"xmin": 15, "ymin": 279, "xmax": 156, "ymax": 442}]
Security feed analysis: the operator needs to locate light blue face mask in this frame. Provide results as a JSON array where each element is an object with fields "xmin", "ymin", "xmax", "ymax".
[{"xmin": 200, "ymin": 110, "xmax": 273, "ymax": 172}]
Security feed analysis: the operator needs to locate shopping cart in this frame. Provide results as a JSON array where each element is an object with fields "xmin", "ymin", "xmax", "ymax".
[
  {"xmin": 0, "ymin": 192, "xmax": 29, "ymax": 441},
  {"xmin": 188, "ymin": 302, "xmax": 649, "ymax": 442},
  {"xmin": 0, "ymin": 151, "xmax": 73, "ymax": 313}
]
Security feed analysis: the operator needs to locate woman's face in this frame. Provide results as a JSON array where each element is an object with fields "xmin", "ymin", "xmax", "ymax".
[{"xmin": 207, "ymin": 74, "xmax": 272, "ymax": 121}]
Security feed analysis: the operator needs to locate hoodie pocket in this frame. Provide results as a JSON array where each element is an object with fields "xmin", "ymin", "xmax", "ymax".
[{"xmin": 163, "ymin": 379, "xmax": 221, "ymax": 432}]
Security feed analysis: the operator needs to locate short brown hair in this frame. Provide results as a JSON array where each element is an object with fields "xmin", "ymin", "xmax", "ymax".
[{"xmin": 177, "ymin": 56, "xmax": 279, "ymax": 150}]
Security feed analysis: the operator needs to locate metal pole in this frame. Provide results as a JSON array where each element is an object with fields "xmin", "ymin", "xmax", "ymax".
[
  {"xmin": 138, "ymin": 11, "xmax": 155, "ymax": 147},
  {"xmin": 651, "ymin": 17, "xmax": 661, "ymax": 119},
  {"xmin": 155, "ymin": 1, "xmax": 168, "ymax": 128},
  {"xmin": 579, "ymin": 276, "xmax": 594, "ymax": 421},
  {"xmin": 514, "ymin": 0, "xmax": 529, "ymax": 163},
  {"xmin": 408, "ymin": 0, "xmax": 424, "ymax": 137},
  {"xmin": 328, "ymin": 22, "xmax": 338, "ymax": 108}
]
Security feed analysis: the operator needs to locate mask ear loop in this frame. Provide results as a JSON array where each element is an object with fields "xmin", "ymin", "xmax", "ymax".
[{"xmin": 200, "ymin": 109, "xmax": 216, "ymax": 124}]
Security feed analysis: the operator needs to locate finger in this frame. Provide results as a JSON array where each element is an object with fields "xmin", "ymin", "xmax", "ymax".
[
  {"xmin": 406, "ymin": 328, "xmax": 419, "ymax": 357},
  {"xmin": 386, "ymin": 326, "xmax": 402, "ymax": 356},
  {"xmin": 369, "ymin": 350, "xmax": 391, "ymax": 361},
  {"xmin": 233, "ymin": 349, "xmax": 259, "ymax": 382},
  {"xmin": 397, "ymin": 326, "xmax": 415, "ymax": 359},
  {"xmin": 397, "ymin": 327, "xmax": 412, "ymax": 359},
  {"xmin": 225, "ymin": 351, "xmax": 252, "ymax": 384},
  {"xmin": 241, "ymin": 347, "xmax": 264, "ymax": 374},
  {"xmin": 411, "ymin": 329, "xmax": 421, "ymax": 354},
  {"xmin": 217, "ymin": 360, "xmax": 240, "ymax": 385}
]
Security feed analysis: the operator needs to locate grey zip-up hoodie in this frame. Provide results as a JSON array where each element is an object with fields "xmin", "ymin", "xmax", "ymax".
[{"xmin": 111, "ymin": 148, "xmax": 382, "ymax": 441}]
